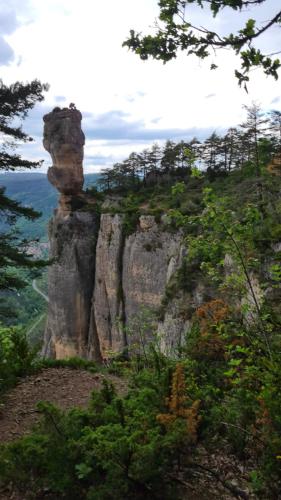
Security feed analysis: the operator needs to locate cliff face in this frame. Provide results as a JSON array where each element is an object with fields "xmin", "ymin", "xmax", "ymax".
[
  {"xmin": 89, "ymin": 214, "xmax": 183, "ymax": 358},
  {"xmin": 122, "ymin": 216, "xmax": 182, "ymax": 348},
  {"xmin": 43, "ymin": 211, "xmax": 99, "ymax": 359},
  {"xmin": 42, "ymin": 109, "xmax": 281, "ymax": 362},
  {"xmin": 88, "ymin": 214, "xmax": 125, "ymax": 359},
  {"xmin": 42, "ymin": 106, "xmax": 100, "ymax": 359},
  {"xmin": 44, "ymin": 210, "xmax": 186, "ymax": 360}
]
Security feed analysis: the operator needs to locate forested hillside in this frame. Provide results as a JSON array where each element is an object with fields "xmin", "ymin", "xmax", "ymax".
[
  {"xmin": 0, "ymin": 172, "xmax": 99, "ymax": 241},
  {"xmin": 0, "ymin": 172, "xmax": 99, "ymax": 340}
]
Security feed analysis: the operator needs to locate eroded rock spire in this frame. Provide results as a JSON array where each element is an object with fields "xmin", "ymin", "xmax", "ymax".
[
  {"xmin": 42, "ymin": 105, "xmax": 101, "ymax": 360},
  {"xmin": 43, "ymin": 106, "xmax": 85, "ymax": 211}
]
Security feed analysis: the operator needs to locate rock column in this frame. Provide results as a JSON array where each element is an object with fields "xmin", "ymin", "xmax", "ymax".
[{"xmin": 42, "ymin": 107, "xmax": 99, "ymax": 359}]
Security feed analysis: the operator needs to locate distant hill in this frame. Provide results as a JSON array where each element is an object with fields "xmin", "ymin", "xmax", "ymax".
[{"xmin": 0, "ymin": 172, "xmax": 99, "ymax": 241}]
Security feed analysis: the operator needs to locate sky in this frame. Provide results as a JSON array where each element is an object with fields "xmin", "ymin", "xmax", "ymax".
[{"xmin": 1, "ymin": 0, "xmax": 281, "ymax": 173}]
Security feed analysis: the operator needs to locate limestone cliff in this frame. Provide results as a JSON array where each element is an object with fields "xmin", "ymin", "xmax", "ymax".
[
  {"xmin": 43, "ymin": 209, "xmax": 186, "ymax": 360},
  {"xmin": 43, "ymin": 211, "xmax": 99, "ymax": 358},
  {"xmin": 42, "ymin": 108, "xmax": 280, "ymax": 362},
  {"xmin": 122, "ymin": 216, "xmax": 182, "ymax": 349},
  {"xmin": 87, "ymin": 214, "xmax": 183, "ymax": 359}
]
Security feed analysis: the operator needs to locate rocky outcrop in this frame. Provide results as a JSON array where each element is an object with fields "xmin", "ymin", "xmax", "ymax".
[
  {"xmin": 42, "ymin": 107, "xmax": 190, "ymax": 360},
  {"xmin": 43, "ymin": 106, "xmax": 100, "ymax": 359},
  {"xmin": 44, "ymin": 210, "xmax": 187, "ymax": 360},
  {"xmin": 43, "ymin": 199, "xmax": 277, "ymax": 361},
  {"xmin": 156, "ymin": 281, "xmax": 206, "ymax": 357}
]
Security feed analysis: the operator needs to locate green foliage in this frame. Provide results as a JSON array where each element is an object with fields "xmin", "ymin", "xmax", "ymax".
[
  {"xmin": 164, "ymin": 158, "xmax": 281, "ymax": 494},
  {"xmin": 0, "ymin": 80, "xmax": 49, "ymax": 298},
  {"xmin": 191, "ymin": 166, "xmax": 203, "ymax": 178},
  {"xmin": 121, "ymin": 195, "xmax": 141, "ymax": 236},
  {"xmin": 171, "ymin": 181, "xmax": 186, "ymax": 196},
  {"xmin": 0, "ymin": 371, "xmax": 195, "ymax": 499},
  {"xmin": 0, "ymin": 325, "xmax": 38, "ymax": 393},
  {"xmin": 123, "ymin": 1, "xmax": 281, "ymax": 89}
]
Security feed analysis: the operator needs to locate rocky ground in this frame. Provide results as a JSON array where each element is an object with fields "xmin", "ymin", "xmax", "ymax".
[
  {"xmin": 0, "ymin": 368, "xmax": 128, "ymax": 499},
  {"xmin": 0, "ymin": 368, "xmax": 127, "ymax": 443}
]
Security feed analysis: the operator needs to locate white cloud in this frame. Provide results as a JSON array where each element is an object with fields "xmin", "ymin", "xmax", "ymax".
[
  {"xmin": 1, "ymin": 0, "xmax": 281, "ymax": 173},
  {"xmin": 0, "ymin": 36, "xmax": 15, "ymax": 65}
]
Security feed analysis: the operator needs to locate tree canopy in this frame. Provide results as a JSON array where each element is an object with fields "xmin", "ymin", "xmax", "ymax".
[
  {"xmin": 123, "ymin": 0, "xmax": 281, "ymax": 89},
  {"xmin": 98, "ymin": 103, "xmax": 280, "ymax": 194}
]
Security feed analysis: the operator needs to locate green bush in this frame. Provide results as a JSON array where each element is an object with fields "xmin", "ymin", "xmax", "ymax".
[
  {"xmin": 0, "ymin": 374, "xmax": 198, "ymax": 499},
  {"xmin": 0, "ymin": 326, "xmax": 38, "ymax": 393}
]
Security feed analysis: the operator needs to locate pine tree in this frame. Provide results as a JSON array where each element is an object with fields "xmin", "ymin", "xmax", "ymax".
[
  {"xmin": 269, "ymin": 110, "xmax": 281, "ymax": 147},
  {"xmin": 147, "ymin": 143, "xmax": 162, "ymax": 175},
  {"xmin": 161, "ymin": 140, "xmax": 177, "ymax": 173},
  {"xmin": 240, "ymin": 103, "xmax": 269, "ymax": 176},
  {"xmin": 97, "ymin": 167, "xmax": 115, "ymax": 192},
  {"xmin": 0, "ymin": 79, "xmax": 48, "ymax": 315},
  {"xmin": 124, "ymin": 152, "xmax": 141, "ymax": 188},
  {"xmin": 202, "ymin": 132, "xmax": 222, "ymax": 174}
]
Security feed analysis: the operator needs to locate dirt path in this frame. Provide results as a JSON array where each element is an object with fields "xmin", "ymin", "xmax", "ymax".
[{"xmin": 0, "ymin": 368, "xmax": 127, "ymax": 443}]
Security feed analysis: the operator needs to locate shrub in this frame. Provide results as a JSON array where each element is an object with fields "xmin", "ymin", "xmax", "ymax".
[
  {"xmin": 0, "ymin": 326, "xmax": 38, "ymax": 394},
  {"xmin": 0, "ymin": 375, "xmax": 191, "ymax": 499}
]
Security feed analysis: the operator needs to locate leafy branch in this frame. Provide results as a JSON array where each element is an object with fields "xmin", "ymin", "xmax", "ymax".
[{"xmin": 123, "ymin": 0, "xmax": 281, "ymax": 88}]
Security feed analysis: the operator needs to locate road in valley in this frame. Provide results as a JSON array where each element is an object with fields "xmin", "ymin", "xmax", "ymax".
[
  {"xmin": 26, "ymin": 313, "xmax": 46, "ymax": 338},
  {"xmin": 26, "ymin": 280, "xmax": 49, "ymax": 338},
  {"xmin": 32, "ymin": 279, "xmax": 49, "ymax": 303}
]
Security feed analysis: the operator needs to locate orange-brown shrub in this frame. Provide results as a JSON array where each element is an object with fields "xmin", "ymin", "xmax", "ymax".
[{"xmin": 157, "ymin": 363, "xmax": 201, "ymax": 444}]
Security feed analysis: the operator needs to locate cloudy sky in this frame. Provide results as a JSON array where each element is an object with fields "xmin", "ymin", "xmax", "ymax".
[{"xmin": 1, "ymin": 0, "xmax": 281, "ymax": 173}]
